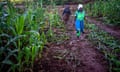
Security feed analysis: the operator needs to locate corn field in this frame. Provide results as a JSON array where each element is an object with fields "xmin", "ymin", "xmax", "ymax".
[
  {"xmin": 0, "ymin": 0, "xmax": 67, "ymax": 71},
  {"xmin": 0, "ymin": 0, "xmax": 120, "ymax": 72},
  {"xmin": 85, "ymin": 0, "xmax": 120, "ymax": 25}
]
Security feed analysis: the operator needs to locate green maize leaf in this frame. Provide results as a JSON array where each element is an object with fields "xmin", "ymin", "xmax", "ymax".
[
  {"xmin": 5, "ymin": 35, "xmax": 25, "ymax": 48},
  {"xmin": 0, "ymin": 33, "xmax": 11, "ymax": 38},
  {"xmin": 2, "ymin": 59, "xmax": 13, "ymax": 65}
]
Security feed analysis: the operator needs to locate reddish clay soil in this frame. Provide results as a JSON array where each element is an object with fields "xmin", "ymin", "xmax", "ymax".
[
  {"xmin": 33, "ymin": 6, "xmax": 109, "ymax": 72},
  {"xmin": 86, "ymin": 17, "xmax": 120, "ymax": 39}
]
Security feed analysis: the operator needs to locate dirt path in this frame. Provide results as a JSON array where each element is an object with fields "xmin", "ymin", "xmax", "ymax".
[
  {"xmin": 33, "ymin": 6, "xmax": 108, "ymax": 72},
  {"xmin": 62, "ymin": 16, "xmax": 108, "ymax": 72},
  {"xmin": 86, "ymin": 17, "xmax": 120, "ymax": 39}
]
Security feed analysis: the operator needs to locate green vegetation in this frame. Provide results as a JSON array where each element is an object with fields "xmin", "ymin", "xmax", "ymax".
[
  {"xmin": 0, "ymin": 0, "xmax": 68, "ymax": 71},
  {"xmin": 85, "ymin": 0, "xmax": 120, "ymax": 25},
  {"xmin": 86, "ymin": 23, "xmax": 120, "ymax": 72},
  {"xmin": 42, "ymin": 0, "xmax": 82, "ymax": 5},
  {"xmin": 1, "ymin": 0, "xmax": 82, "ymax": 5}
]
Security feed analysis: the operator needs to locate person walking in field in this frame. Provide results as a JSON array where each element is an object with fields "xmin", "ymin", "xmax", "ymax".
[
  {"xmin": 74, "ymin": 4, "xmax": 85, "ymax": 38},
  {"xmin": 62, "ymin": 5, "xmax": 71, "ymax": 24}
]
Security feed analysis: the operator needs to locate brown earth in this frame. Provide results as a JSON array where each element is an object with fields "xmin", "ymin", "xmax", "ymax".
[
  {"xmin": 86, "ymin": 17, "xmax": 120, "ymax": 39},
  {"xmin": 33, "ymin": 6, "xmax": 109, "ymax": 72}
]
